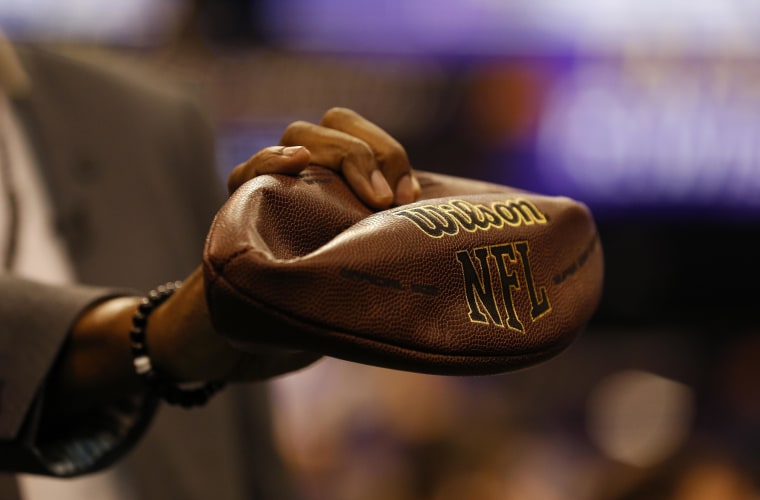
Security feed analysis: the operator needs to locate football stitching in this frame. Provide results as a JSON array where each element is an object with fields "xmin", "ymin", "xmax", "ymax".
[{"xmin": 212, "ymin": 253, "xmax": 567, "ymax": 362}]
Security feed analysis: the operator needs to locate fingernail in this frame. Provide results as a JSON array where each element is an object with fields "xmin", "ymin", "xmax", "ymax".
[
  {"xmin": 395, "ymin": 174, "xmax": 414, "ymax": 205},
  {"xmin": 370, "ymin": 170, "xmax": 393, "ymax": 201},
  {"xmin": 281, "ymin": 146, "xmax": 304, "ymax": 157}
]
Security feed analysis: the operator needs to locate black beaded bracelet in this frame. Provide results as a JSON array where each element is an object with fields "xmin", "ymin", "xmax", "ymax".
[{"xmin": 130, "ymin": 281, "xmax": 225, "ymax": 408}]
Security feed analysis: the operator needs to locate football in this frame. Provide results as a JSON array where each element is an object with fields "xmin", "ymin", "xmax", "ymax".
[{"xmin": 203, "ymin": 166, "xmax": 603, "ymax": 375}]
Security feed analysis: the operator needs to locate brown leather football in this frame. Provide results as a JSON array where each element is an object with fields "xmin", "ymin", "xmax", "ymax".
[{"xmin": 203, "ymin": 166, "xmax": 603, "ymax": 375}]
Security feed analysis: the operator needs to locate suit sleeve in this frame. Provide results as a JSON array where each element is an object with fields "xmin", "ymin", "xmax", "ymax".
[
  {"xmin": 0, "ymin": 276, "xmax": 158, "ymax": 476},
  {"xmin": 0, "ymin": 49, "xmax": 225, "ymax": 477}
]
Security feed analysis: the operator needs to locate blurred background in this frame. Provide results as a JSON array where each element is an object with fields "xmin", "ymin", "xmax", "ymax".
[{"xmin": 3, "ymin": 0, "xmax": 760, "ymax": 498}]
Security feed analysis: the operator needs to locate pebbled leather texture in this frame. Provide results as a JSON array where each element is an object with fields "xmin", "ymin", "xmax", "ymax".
[{"xmin": 203, "ymin": 167, "xmax": 604, "ymax": 375}]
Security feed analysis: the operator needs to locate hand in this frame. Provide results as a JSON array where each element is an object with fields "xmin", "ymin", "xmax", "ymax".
[
  {"xmin": 49, "ymin": 108, "xmax": 418, "ymax": 413},
  {"xmin": 155, "ymin": 108, "xmax": 421, "ymax": 381},
  {"xmin": 228, "ymin": 107, "xmax": 421, "ymax": 208}
]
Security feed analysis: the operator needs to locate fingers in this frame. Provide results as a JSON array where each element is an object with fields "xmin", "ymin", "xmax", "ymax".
[
  {"xmin": 227, "ymin": 145, "xmax": 311, "ymax": 194},
  {"xmin": 321, "ymin": 107, "xmax": 417, "ymax": 204},
  {"xmin": 281, "ymin": 121, "xmax": 392, "ymax": 207},
  {"xmin": 227, "ymin": 108, "xmax": 420, "ymax": 209},
  {"xmin": 281, "ymin": 108, "xmax": 420, "ymax": 209}
]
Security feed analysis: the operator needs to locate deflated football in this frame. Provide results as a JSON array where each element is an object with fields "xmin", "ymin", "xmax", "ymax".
[{"xmin": 203, "ymin": 166, "xmax": 603, "ymax": 375}]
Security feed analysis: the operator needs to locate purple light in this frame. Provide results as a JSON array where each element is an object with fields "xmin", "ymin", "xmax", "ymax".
[
  {"xmin": 536, "ymin": 62, "xmax": 760, "ymax": 214},
  {"xmin": 261, "ymin": 0, "xmax": 760, "ymax": 56}
]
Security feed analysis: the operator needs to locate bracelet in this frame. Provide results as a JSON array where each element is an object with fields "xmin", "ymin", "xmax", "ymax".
[{"xmin": 130, "ymin": 281, "xmax": 225, "ymax": 408}]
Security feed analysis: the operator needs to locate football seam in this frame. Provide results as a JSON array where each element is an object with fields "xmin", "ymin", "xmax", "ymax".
[{"xmin": 209, "ymin": 246, "xmax": 253, "ymax": 275}]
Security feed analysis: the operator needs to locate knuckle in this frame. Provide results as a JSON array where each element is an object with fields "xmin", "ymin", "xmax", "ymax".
[
  {"xmin": 343, "ymin": 138, "xmax": 375, "ymax": 167},
  {"xmin": 280, "ymin": 120, "xmax": 312, "ymax": 143},
  {"xmin": 377, "ymin": 141, "xmax": 410, "ymax": 174},
  {"xmin": 321, "ymin": 107, "xmax": 355, "ymax": 127},
  {"xmin": 346, "ymin": 137, "xmax": 374, "ymax": 157}
]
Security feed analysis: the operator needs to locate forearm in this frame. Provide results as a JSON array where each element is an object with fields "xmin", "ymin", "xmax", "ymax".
[
  {"xmin": 45, "ymin": 296, "xmax": 146, "ymax": 417},
  {"xmin": 44, "ymin": 266, "xmax": 232, "ymax": 417}
]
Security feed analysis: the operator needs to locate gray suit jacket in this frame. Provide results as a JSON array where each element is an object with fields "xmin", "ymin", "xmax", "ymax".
[{"xmin": 0, "ymin": 46, "xmax": 295, "ymax": 499}]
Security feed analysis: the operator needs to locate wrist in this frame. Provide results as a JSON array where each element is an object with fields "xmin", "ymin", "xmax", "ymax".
[
  {"xmin": 129, "ymin": 281, "xmax": 225, "ymax": 408},
  {"xmin": 145, "ymin": 268, "xmax": 240, "ymax": 382}
]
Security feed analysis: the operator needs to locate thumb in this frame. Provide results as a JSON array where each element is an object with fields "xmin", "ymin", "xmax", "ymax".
[{"xmin": 227, "ymin": 145, "xmax": 311, "ymax": 194}]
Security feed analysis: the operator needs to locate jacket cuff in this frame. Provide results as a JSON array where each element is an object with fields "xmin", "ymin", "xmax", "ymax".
[{"xmin": 0, "ymin": 387, "xmax": 159, "ymax": 476}]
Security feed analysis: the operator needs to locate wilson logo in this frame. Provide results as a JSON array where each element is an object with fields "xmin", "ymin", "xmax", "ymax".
[
  {"xmin": 393, "ymin": 198, "xmax": 547, "ymax": 238},
  {"xmin": 456, "ymin": 241, "xmax": 551, "ymax": 332}
]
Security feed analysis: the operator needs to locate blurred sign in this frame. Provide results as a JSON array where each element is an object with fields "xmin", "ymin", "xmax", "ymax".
[{"xmin": 536, "ymin": 58, "xmax": 760, "ymax": 217}]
